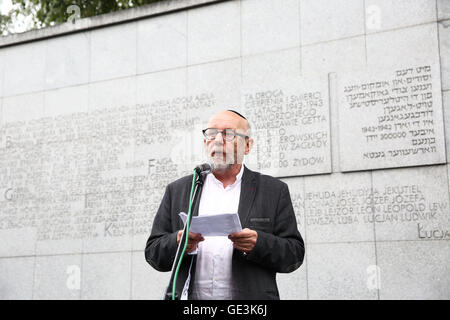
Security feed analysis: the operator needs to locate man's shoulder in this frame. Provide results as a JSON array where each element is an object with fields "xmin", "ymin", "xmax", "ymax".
[
  {"xmin": 259, "ymin": 173, "xmax": 288, "ymax": 191},
  {"xmin": 167, "ymin": 174, "xmax": 194, "ymax": 190},
  {"xmin": 245, "ymin": 166, "xmax": 288, "ymax": 191}
]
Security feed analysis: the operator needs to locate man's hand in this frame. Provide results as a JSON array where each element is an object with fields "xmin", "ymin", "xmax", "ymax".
[
  {"xmin": 177, "ymin": 230, "xmax": 204, "ymax": 253},
  {"xmin": 228, "ymin": 228, "xmax": 258, "ymax": 254}
]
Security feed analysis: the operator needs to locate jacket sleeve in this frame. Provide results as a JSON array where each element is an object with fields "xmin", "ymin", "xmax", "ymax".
[
  {"xmin": 145, "ymin": 184, "xmax": 179, "ymax": 272},
  {"xmin": 245, "ymin": 183, "xmax": 305, "ymax": 273}
]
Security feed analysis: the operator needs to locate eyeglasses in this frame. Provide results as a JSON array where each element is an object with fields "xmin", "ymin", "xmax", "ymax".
[{"xmin": 202, "ymin": 128, "xmax": 249, "ymax": 141}]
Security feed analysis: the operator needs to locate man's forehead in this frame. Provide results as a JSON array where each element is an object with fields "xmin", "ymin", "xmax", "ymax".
[{"xmin": 207, "ymin": 111, "xmax": 246, "ymax": 129}]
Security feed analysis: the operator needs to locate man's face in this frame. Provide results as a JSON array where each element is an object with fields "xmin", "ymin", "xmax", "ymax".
[{"xmin": 204, "ymin": 111, "xmax": 253, "ymax": 172}]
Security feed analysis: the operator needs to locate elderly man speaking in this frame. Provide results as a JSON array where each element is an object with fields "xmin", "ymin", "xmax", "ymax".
[{"xmin": 145, "ymin": 110, "xmax": 305, "ymax": 300}]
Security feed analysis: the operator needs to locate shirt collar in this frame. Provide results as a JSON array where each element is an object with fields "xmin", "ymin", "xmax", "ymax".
[
  {"xmin": 208, "ymin": 164, "xmax": 244, "ymax": 188},
  {"xmin": 235, "ymin": 164, "xmax": 244, "ymax": 182}
]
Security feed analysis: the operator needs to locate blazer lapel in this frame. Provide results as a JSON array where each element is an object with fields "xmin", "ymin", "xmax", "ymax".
[{"xmin": 238, "ymin": 165, "xmax": 257, "ymax": 227}]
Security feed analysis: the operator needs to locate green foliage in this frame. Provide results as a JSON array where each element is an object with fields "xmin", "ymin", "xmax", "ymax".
[
  {"xmin": 0, "ymin": 13, "xmax": 13, "ymax": 31},
  {"xmin": 1, "ymin": 0, "xmax": 164, "ymax": 35},
  {"xmin": 0, "ymin": 9, "xmax": 15, "ymax": 34}
]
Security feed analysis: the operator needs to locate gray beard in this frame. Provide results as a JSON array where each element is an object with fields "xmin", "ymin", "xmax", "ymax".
[
  {"xmin": 207, "ymin": 153, "xmax": 233, "ymax": 172},
  {"xmin": 213, "ymin": 162, "xmax": 232, "ymax": 172}
]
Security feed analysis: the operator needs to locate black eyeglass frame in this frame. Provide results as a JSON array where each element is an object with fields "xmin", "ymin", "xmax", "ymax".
[{"xmin": 202, "ymin": 128, "xmax": 249, "ymax": 141}]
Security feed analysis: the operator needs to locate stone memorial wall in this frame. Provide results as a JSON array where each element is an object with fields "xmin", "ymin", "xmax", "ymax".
[{"xmin": 0, "ymin": 0, "xmax": 449, "ymax": 300}]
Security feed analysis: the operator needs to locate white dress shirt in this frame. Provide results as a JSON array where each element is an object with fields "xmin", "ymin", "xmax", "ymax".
[{"xmin": 191, "ymin": 164, "xmax": 244, "ymax": 300}]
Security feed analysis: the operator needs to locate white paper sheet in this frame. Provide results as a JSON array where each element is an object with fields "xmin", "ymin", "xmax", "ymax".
[{"xmin": 178, "ymin": 212, "xmax": 242, "ymax": 237}]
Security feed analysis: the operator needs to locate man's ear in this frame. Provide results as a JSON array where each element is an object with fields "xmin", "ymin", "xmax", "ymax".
[{"xmin": 245, "ymin": 138, "xmax": 254, "ymax": 155}]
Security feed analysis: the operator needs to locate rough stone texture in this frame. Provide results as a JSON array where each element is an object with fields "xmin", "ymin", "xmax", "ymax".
[
  {"xmin": 372, "ymin": 165, "xmax": 450, "ymax": 241},
  {"xmin": 187, "ymin": 1, "xmax": 240, "ymax": 65},
  {"xmin": 377, "ymin": 240, "xmax": 450, "ymax": 299},
  {"xmin": 437, "ymin": 0, "xmax": 450, "ymax": 21},
  {"xmin": 242, "ymin": 75, "xmax": 331, "ymax": 177},
  {"xmin": 307, "ymin": 243, "xmax": 379, "ymax": 300},
  {"xmin": 2, "ymin": 42, "xmax": 46, "ymax": 96},
  {"xmin": 243, "ymin": 48, "xmax": 301, "ymax": 86},
  {"xmin": 338, "ymin": 65, "xmax": 446, "ymax": 171},
  {"xmin": 0, "ymin": 51, "xmax": 4, "ymax": 98},
  {"xmin": 137, "ymin": 11, "xmax": 187, "ymax": 74},
  {"xmin": 45, "ymin": 32, "xmax": 90, "ymax": 90},
  {"xmin": 364, "ymin": 0, "xmax": 436, "ymax": 34},
  {"xmin": 300, "ymin": 0, "xmax": 365, "ymax": 45},
  {"xmin": 277, "ymin": 260, "xmax": 308, "ymax": 300},
  {"xmin": 0, "ymin": 227, "xmax": 37, "ymax": 257},
  {"xmin": 2, "ymin": 92, "xmax": 44, "ymax": 122},
  {"xmin": 444, "ymin": 91, "xmax": 450, "ymax": 161},
  {"xmin": 303, "ymin": 172, "xmax": 375, "ymax": 243},
  {"xmin": 131, "ymin": 251, "xmax": 171, "ymax": 299},
  {"xmin": 0, "ymin": 257, "xmax": 35, "ymax": 299},
  {"xmin": 281, "ymin": 177, "xmax": 306, "ymax": 238},
  {"xmin": 366, "ymin": 23, "xmax": 440, "ymax": 70},
  {"xmin": 33, "ymin": 255, "xmax": 82, "ymax": 300},
  {"xmin": 81, "ymin": 252, "xmax": 132, "ymax": 299},
  {"xmin": 301, "ymin": 36, "xmax": 366, "ymax": 78},
  {"xmin": 0, "ymin": 0, "xmax": 449, "ymax": 301},
  {"xmin": 188, "ymin": 58, "xmax": 242, "ymax": 115},
  {"xmin": 0, "ymin": 98, "xmax": 2, "ymax": 140},
  {"xmin": 44, "ymin": 85, "xmax": 89, "ymax": 117},
  {"xmin": 90, "ymin": 23, "xmax": 137, "ymax": 82},
  {"xmin": 241, "ymin": 0, "xmax": 300, "ymax": 55},
  {"xmin": 439, "ymin": 22, "xmax": 450, "ymax": 91}
]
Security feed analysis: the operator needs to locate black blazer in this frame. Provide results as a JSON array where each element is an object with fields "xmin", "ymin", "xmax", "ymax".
[{"xmin": 145, "ymin": 165, "xmax": 305, "ymax": 300}]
